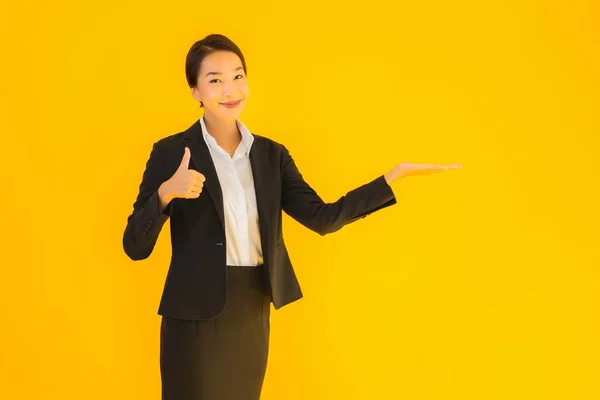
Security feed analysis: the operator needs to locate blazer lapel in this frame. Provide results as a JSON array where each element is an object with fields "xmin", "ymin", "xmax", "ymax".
[
  {"xmin": 183, "ymin": 120, "xmax": 225, "ymax": 232},
  {"xmin": 182, "ymin": 120, "xmax": 272, "ymax": 257},
  {"xmin": 249, "ymin": 137, "xmax": 272, "ymax": 258}
]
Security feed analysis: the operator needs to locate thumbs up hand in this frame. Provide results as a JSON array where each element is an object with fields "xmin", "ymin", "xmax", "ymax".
[{"xmin": 158, "ymin": 147, "xmax": 206, "ymax": 207}]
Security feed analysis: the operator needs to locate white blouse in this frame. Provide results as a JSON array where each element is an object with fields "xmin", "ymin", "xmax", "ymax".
[{"xmin": 200, "ymin": 116, "xmax": 263, "ymax": 267}]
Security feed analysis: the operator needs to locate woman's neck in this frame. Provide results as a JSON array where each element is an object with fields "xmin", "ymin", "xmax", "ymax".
[{"xmin": 203, "ymin": 114, "xmax": 242, "ymax": 154}]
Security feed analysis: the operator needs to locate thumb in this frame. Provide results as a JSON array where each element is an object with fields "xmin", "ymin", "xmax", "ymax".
[{"xmin": 178, "ymin": 147, "xmax": 191, "ymax": 171}]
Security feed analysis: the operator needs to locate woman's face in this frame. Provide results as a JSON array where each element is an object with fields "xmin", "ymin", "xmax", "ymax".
[{"xmin": 192, "ymin": 50, "xmax": 249, "ymax": 121}]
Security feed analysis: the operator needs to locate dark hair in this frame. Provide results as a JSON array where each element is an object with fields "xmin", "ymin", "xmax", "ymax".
[{"xmin": 185, "ymin": 34, "xmax": 248, "ymax": 107}]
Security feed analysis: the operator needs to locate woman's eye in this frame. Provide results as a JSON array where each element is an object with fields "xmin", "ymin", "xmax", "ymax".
[{"xmin": 209, "ymin": 75, "xmax": 243, "ymax": 84}]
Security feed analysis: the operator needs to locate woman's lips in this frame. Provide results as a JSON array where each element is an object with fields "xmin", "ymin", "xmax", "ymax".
[{"xmin": 220, "ymin": 99, "xmax": 242, "ymax": 108}]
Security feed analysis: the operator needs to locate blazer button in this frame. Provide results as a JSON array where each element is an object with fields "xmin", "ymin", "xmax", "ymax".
[{"xmin": 216, "ymin": 242, "xmax": 223, "ymax": 246}]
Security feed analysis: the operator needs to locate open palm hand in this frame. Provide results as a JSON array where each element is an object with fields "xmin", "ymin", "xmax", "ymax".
[
  {"xmin": 398, "ymin": 162, "xmax": 462, "ymax": 177},
  {"xmin": 385, "ymin": 162, "xmax": 462, "ymax": 184}
]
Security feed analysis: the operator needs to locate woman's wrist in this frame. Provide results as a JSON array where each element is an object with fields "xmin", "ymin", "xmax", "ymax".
[
  {"xmin": 158, "ymin": 182, "xmax": 173, "ymax": 212},
  {"xmin": 384, "ymin": 167, "xmax": 402, "ymax": 186}
]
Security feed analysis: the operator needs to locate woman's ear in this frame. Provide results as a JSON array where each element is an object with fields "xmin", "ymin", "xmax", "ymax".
[
  {"xmin": 190, "ymin": 87, "xmax": 203, "ymax": 107},
  {"xmin": 191, "ymin": 87, "xmax": 200, "ymax": 102}
]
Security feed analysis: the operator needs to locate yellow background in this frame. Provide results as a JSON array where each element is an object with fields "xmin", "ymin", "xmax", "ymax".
[{"xmin": 1, "ymin": 0, "xmax": 599, "ymax": 399}]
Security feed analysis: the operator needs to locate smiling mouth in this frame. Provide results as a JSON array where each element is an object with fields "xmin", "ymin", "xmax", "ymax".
[{"xmin": 220, "ymin": 100, "xmax": 242, "ymax": 106}]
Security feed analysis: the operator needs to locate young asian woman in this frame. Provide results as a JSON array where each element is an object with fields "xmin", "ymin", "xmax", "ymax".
[{"xmin": 122, "ymin": 33, "xmax": 461, "ymax": 400}]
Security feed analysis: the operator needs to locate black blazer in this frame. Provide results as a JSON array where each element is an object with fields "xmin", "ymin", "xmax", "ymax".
[{"xmin": 122, "ymin": 119, "xmax": 397, "ymax": 320}]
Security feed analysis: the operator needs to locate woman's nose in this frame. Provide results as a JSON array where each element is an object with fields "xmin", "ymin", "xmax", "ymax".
[{"xmin": 222, "ymin": 82, "xmax": 238, "ymax": 97}]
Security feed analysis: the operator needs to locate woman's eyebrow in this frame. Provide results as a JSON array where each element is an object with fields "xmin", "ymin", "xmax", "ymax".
[{"xmin": 205, "ymin": 66, "xmax": 244, "ymax": 77}]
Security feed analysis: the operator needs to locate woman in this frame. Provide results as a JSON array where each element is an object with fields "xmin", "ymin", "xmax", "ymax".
[{"xmin": 122, "ymin": 33, "xmax": 460, "ymax": 400}]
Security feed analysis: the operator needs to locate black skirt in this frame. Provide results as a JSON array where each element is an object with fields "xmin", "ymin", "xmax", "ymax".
[{"xmin": 160, "ymin": 265, "xmax": 271, "ymax": 400}]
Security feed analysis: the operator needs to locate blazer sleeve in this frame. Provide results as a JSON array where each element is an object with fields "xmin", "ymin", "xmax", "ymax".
[
  {"xmin": 122, "ymin": 142, "xmax": 174, "ymax": 260},
  {"xmin": 280, "ymin": 145, "xmax": 397, "ymax": 236}
]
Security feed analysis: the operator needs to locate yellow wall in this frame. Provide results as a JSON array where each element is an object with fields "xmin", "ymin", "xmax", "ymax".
[{"xmin": 1, "ymin": 1, "xmax": 599, "ymax": 399}]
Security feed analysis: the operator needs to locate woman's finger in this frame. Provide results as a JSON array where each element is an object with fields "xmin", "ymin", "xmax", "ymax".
[{"xmin": 185, "ymin": 188, "xmax": 202, "ymax": 198}]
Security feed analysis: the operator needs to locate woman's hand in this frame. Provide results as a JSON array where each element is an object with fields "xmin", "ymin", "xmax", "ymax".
[
  {"xmin": 158, "ymin": 147, "xmax": 206, "ymax": 206},
  {"xmin": 384, "ymin": 162, "xmax": 462, "ymax": 185}
]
